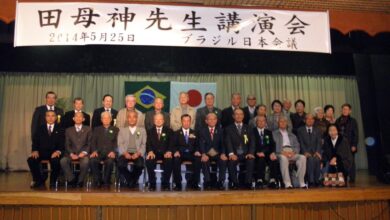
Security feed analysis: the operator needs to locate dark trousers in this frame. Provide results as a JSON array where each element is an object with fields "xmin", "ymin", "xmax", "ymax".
[
  {"xmin": 117, "ymin": 155, "xmax": 144, "ymax": 185},
  {"xmin": 146, "ymin": 152, "xmax": 173, "ymax": 185},
  {"xmin": 173, "ymin": 153, "xmax": 201, "ymax": 186},
  {"xmin": 255, "ymin": 155, "xmax": 278, "ymax": 181},
  {"xmin": 27, "ymin": 156, "xmax": 61, "ymax": 184},
  {"xmin": 90, "ymin": 155, "xmax": 115, "ymax": 185},
  {"xmin": 306, "ymin": 156, "xmax": 321, "ymax": 183},
  {"xmin": 201, "ymin": 155, "xmax": 227, "ymax": 183},
  {"xmin": 349, "ymin": 153, "xmax": 356, "ymax": 181},
  {"xmin": 228, "ymin": 155, "xmax": 254, "ymax": 184}
]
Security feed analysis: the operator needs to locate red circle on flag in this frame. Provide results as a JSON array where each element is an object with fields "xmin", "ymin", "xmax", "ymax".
[{"xmin": 187, "ymin": 89, "xmax": 202, "ymax": 107}]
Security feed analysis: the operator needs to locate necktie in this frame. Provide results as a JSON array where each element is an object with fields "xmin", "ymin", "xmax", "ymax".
[
  {"xmin": 210, "ymin": 128, "xmax": 214, "ymax": 140},
  {"xmin": 76, "ymin": 126, "xmax": 81, "ymax": 132},
  {"xmin": 237, "ymin": 124, "xmax": 242, "ymax": 135},
  {"xmin": 185, "ymin": 131, "xmax": 189, "ymax": 144},
  {"xmin": 48, "ymin": 125, "xmax": 52, "ymax": 135},
  {"xmin": 157, "ymin": 128, "xmax": 161, "ymax": 140},
  {"xmin": 260, "ymin": 130, "xmax": 264, "ymax": 145},
  {"xmin": 105, "ymin": 108, "xmax": 109, "ymax": 112},
  {"xmin": 308, "ymin": 128, "xmax": 312, "ymax": 135}
]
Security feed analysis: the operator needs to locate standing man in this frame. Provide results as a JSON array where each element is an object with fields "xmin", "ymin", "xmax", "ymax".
[
  {"xmin": 243, "ymin": 95, "xmax": 257, "ymax": 125},
  {"xmin": 60, "ymin": 112, "xmax": 92, "ymax": 187},
  {"xmin": 336, "ymin": 103, "xmax": 359, "ymax": 183},
  {"xmin": 290, "ymin": 99, "xmax": 307, "ymax": 135},
  {"xmin": 198, "ymin": 112, "xmax": 227, "ymax": 190},
  {"xmin": 31, "ymin": 91, "xmax": 63, "ymax": 139},
  {"xmin": 117, "ymin": 111, "xmax": 147, "ymax": 188},
  {"xmin": 90, "ymin": 111, "xmax": 119, "ymax": 187},
  {"xmin": 170, "ymin": 92, "xmax": 196, "ymax": 131},
  {"xmin": 144, "ymin": 97, "xmax": 170, "ymax": 131},
  {"xmin": 61, "ymin": 97, "xmax": 90, "ymax": 129},
  {"xmin": 297, "ymin": 113, "xmax": 322, "ymax": 187},
  {"xmin": 225, "ymin": 108, "xmax": 255, "ymax": 189},
  {"xmin": 171, "ymin": 114, "xmax": 201, "ymax": 190},
  {"xmin": 221, "ymin": 92, "xmax": 242, "ymax": 128},
  {"xmin": 145, "ymin": 113, "xmax": 173, "ymax": 191},
  {"xmin": 28, "ymin": 110, "xmax": 64, "ymax": 188},
  {"xmin": 282, "ymin": 99, "xmax": 292, "ymax": 119},
  {"xmin": 92, "ymin": 94, "xmax": 118, "ymax": 129},
  {"xmin": 195, "ymin": 92, "xmax": 221, "ymax": 130},
  {"xmin": 116, "ymin": 95, "xmax": 145, "ymax": 128}
]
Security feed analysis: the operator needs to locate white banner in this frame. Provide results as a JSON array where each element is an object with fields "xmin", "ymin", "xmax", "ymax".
[{"xmin": 14, "ymin": 2, "xmax": 331, "ymax": 53}]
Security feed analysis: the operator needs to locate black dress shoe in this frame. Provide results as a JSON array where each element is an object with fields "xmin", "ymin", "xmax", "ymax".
[
  {"xmin": 255, "ymin": 180, "xmax": 264, "ymax": 189},
  {"xmin": 161, "ymin": 183, "xmax": 170, "ymax": 191},
  {"xmin": 268, "ymin": 181, "xmax": 279, "ymax": 189},
  {"xmin": 149, "ymin": 184, "xmax": 156, "ymax": 191},
  {"xmin": 203, "ymin": 182, "xmax": 212, "ymax": 190},
  {"xmin": 67, "ymin": 179, "xmax": 78, "ymax": 188},
  {"xmin": 191, "ymin": 184, "xmax": 201, "ymax": 190},
  {"xmin": 216, "ymin": 181, "xmax": 225, "ymax": 190},
  {"xmin": 173, "ymin": 183, "xmax": 182, "ymax": 191},
  {"xmin": 229, "ymin": 182, "xmax": 239, "ymax": 190},
  {"xmin": 77, "ymin": 182, "xmax": 84, "ymax": 188},
  {"xmin": 243, "ymin": 183, "xmax": 253, "ymax": 190},
  {"xmin": 31, "ymin": 181, "xmax": 44, "ymax": 188}
]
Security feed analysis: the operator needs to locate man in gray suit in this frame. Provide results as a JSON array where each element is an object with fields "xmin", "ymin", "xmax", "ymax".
[
  {"xmin": 273, "ymin": 116, "xmax": 306, "ymax": 189},
  {"xmin": 144, "ymin": 97, "xmax": 170, "ymax": 131},
  {"xmin": 60, "ymin": 112, "xmax": 92, "ymax": 187},
  {"xmin": 195, "ymin": 92, "xmax": 221, "ymax": 130},
  {"xmin": 117, "ymin": 110, "xmax": 147, "ymax": 188},
  {"xmin": 297, "ymin": 113, "xmax": 322, "ymax": 187}
]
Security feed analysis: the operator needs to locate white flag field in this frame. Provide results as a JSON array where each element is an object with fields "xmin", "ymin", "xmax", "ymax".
[
  {"xmin": 14, "ymin": 2, "xmax": 331, "ymax": 53},
  {"xmin": 169, "ymin": 82, "xmax": 217, "ymax": 111}
]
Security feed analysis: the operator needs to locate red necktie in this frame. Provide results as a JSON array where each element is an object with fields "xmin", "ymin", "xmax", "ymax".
[{"xmin": 210, "ymin": 128, "xmax": 214, "ymax": 140}]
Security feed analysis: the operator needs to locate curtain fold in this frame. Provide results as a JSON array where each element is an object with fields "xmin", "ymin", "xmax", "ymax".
[{"xmin": 0, "ymin": 72, "xmax": 367, "ymax": 170}]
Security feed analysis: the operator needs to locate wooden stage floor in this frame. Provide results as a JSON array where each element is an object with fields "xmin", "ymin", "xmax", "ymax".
[{"xmin": 0, "ymin": 170, "xmax": 389, "ymax": 220}]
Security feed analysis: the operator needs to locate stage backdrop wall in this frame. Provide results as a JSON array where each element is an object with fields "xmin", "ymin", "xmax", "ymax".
[{"xmin": 0, "ymin": 73, "xmax": 367, "ymax": 170}]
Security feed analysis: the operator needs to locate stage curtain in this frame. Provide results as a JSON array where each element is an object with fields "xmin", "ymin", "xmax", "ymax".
[{"xmin": 0, "ymin": 72, "xmax": 367, "ymax": 170}]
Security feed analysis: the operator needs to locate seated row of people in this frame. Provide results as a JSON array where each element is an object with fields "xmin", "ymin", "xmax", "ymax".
[{"xmin": 28, "ymin": 106, "xmax": 353, "ymax": 190}]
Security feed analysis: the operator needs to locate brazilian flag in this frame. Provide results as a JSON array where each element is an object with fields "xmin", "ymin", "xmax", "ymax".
[{"xmin": 124, "ymin": 81, "xmax": 170, "ymax": 113}]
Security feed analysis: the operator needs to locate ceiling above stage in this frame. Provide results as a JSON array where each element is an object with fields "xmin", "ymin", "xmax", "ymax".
[{"xmin": 125, "ymin": 0, "xmax": 390, "ymax": 13}]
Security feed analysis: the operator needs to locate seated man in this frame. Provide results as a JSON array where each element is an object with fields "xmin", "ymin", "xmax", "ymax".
[
  {"xmin": 273, "ymin": 116, "xmax": 307, "ymax": 189},
  {"xmin": 60, "ymin": 112, "xmax": 92, "ymax": 187},
  {"xmin": 28, "ymin": 110, "xmax": 64, "ymax": 188},
  {"xmin": 249, "ymin": 115, "xmax": 279, "ymax": 189},
  {"xmin": 171, "ymin": 114, "xmax": 201, "ymax": 190},
  {"xmin": 145, "ymin": 113, "xmax": 174, "ymax": 191},
  {"xmin": 297, "ymin": 113, "xmax": 322, "ymax": 187},
  {"xmin": 199, "ymin": 112, "xmax": 227, "ymax": 190},
  {"xmin": 225, "ymin": 108, "xmax": 255, "ymax": 189},
  {"xmin": 117, "ymin": 110, "xmax": 146, "ymax": 188},
  {"xmin": 90, "ymin": 111, "xmax": 119, "ymax": 187}
]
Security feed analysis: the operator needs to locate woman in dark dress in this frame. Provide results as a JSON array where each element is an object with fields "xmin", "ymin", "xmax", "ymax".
[{"xmin": 322, "ymin": 124, "xmax": 353, "ymax": 186}]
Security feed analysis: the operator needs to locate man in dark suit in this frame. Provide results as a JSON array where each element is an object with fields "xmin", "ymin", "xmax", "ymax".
[
  {"xmin": 61, "ymin": 97, "xmax": 90, "ymax": 129},
  {"xmin": 171, "ymin": 114, "xmax": 201, "ymax": 190},
  {"xmin": 225, "ymin": 108, "xmax": 255, "ymax": 189},
  {"xmin": 27, "ymin": 110, "xmax": 64, "ymax": 188},
  {"xmin": 195, "ymin": 92, "xmax": 222, "ymax": 130},
  {"xmin": 144, "ymin": 97, "xmax": 170, "ymax": 131},
  {"xmin": 290, "ymin": 99, "xmax": 307, "ymax": 135},
  {"xmin": 90, "ymin": 111, "xmax": 119, "ymax": 187},
  {"xmin": 250, "ymin": 115, "xmax": 279, "ymax": 189},
  {"xmin": 145, "ymin": 113, "xmax": 173, "ymax": 190},
  {"xmin": 31, "ymin": 91, "xmax": 63, "ymax": 140},
  {"xmin": 60, "ymin": 112, "xmax": 92, "ymax": 187},
  {"xmin": 297, "ymin": 113, "xmax": 322, "ymax": 187},
  {"xmin": 199, "ymin": 112, "xmax": 227, "ymax": 190},
  {"xmin": 243, "ymin": 95, "xmax": 257, "ymax": 125},
  {"xmin": 91, "ymin": 94, "xmax": 118, "ymax": 129},
  {"xmin": 221, "ymin": 92, "xmax": 242, "ymax": 128}
]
